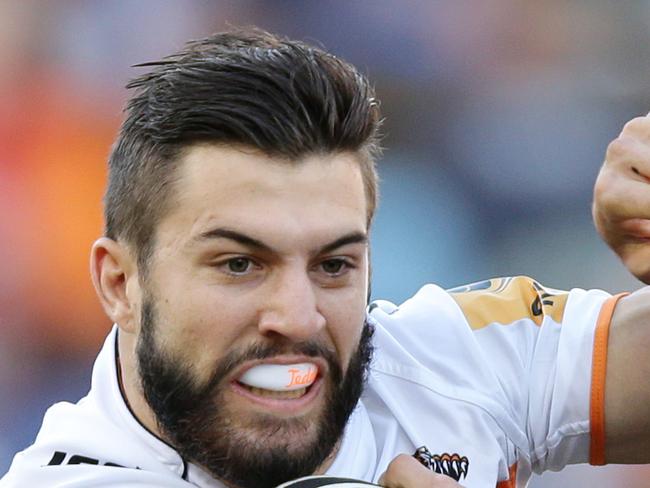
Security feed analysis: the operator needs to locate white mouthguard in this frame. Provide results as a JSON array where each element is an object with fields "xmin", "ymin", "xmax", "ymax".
[{"xmin": 238, "ymin": 362, "xmax": 318, "ymax": 391}]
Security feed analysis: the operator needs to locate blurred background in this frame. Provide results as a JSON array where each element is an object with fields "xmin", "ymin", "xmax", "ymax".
[{"xmin": 1, "ymin": 0, "xmax": 649, "ymax": 486}]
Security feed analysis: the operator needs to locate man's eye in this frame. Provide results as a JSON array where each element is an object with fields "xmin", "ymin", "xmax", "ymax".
[
  {"xmin": 225, "ymin": 257, "xmax": 254, "ymax": 274},
  {"xmin": 320, "ymin": 259, "xmax": 348, "ymax": 275}
]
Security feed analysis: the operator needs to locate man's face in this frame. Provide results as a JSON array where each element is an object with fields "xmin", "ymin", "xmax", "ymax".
[{"xmin": 134, "ymin": 146, "xmax": 372, "ymax": 487}]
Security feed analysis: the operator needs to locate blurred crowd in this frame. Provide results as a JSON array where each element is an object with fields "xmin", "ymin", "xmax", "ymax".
[{"xmin": 1, "ymin": 1, "xmax": 649, "ymax": 486}]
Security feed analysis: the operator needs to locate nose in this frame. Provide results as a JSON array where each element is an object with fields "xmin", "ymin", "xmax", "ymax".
[{"xmin": 257, "ymin": 267, "xmax": 326, "ymax": 341}]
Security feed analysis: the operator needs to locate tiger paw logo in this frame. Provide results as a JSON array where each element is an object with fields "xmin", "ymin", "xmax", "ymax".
[{"xmin": 413, "ymin": 446, "xmax": 469, "ymax": 482}]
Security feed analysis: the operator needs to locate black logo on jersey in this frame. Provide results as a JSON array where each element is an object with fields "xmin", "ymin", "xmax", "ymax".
[
  {"xmin": 45, "ymin": 451, "xmax": 132, "ymax": 469},
  {"xmin": 531, "ymin": 280, "xmax": 558, "ymax": 316},
  {"xmin": 413, "ymin": 446, "xmax": 469, "ymax": 481}
]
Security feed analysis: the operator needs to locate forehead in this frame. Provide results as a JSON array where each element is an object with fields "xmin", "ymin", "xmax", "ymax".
[{"xmin": 155, "ymin": 145, "xmax": 368, "ymax": 250}]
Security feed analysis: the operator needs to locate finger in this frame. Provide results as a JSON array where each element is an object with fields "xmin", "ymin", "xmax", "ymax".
[
  {"xmin": 632, "ymin": 167, "xmax": 650, "ymax": 184},
  {"xmin": 617, "ymin": 218, "xmax": 650, "ymax": 239},
  {"xmin": 604, "ymin": 136, "xmax": 650, "ymax": 179},
  {"xmin": 619, "ymin": 116, "xmax": 650, "ymax": 145},
  {"xmin": 595, "ymin": 173, "xmax": 650, "ymax": 221}
]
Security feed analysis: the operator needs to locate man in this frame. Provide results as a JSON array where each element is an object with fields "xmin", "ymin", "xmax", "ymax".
[{"xmin": 1, "ymin": 29, "xmax": 649, "ymax": 488}]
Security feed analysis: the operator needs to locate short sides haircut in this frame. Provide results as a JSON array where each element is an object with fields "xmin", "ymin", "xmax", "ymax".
[{"xmin": 104, "ymin": 28, "xmax": 382, "ymax": 270}]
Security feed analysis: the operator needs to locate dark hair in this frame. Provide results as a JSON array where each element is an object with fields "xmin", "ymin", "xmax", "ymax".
[{"xmin": 104, "ymin": 28, "xmax": 382, "ymax": 271}]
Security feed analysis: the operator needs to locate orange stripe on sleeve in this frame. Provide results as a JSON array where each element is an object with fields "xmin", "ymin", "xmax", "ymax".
[
  {"xmin": 496, "ymin": 463, "xmax": 517, "ymax": 488},
  {"xmin": 589, "ymin": 293, "xmax": 629, "ymax": 466}
]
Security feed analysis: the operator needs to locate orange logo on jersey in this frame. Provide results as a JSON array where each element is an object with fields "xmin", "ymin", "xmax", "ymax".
[{"xmin": 413, "ymin": 446, "xmax": 469, "ymax": 481}]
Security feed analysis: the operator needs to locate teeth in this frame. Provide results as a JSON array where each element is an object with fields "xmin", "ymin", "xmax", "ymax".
[
  {"xmin": 245, "ymin": 386, "xmax": 308, "ymax": 399},
  {"xmin": 238, "ymin": 362, "xmax": 318, "ymax": 391}
]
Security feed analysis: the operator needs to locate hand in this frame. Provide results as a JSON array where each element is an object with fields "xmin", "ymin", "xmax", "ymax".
[
  {"xmin": 378, "ymin": 454, "xmax": 464, "ymax": 487},
  {"xmin": 593, "ymin": 115, "xmax": 650, "ymax": 284}
]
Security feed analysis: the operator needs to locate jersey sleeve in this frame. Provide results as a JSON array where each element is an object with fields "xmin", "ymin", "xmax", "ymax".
[{"xmin": 446, "ymin": 276, "xmax": 623, "ymax": 473}]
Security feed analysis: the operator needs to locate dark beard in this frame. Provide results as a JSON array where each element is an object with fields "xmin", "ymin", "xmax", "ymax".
[{"xmin": 136, "ymin": 298, "xmax": 375, "ymax": 488}]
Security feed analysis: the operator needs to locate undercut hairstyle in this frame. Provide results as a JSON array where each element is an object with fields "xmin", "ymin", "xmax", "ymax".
[{"xmin": 104, "ymin": 28, "xmax": 382, "ymax": 272}]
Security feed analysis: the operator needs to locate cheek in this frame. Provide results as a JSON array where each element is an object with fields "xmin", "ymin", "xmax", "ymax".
[
  {"xmin": 154, "ymin": 287, "xmax": 257, "ymax": 380},
  {"xmin": 322, "ymin": 291, "xmax": 367, "ymax": 366}
]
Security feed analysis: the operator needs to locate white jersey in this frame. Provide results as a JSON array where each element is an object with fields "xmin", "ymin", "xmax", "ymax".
[{"xmin": 1, "ymin": 277, "xmax": 623, "ymax": 487}]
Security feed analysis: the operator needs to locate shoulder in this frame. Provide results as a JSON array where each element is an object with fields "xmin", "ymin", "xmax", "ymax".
[
  {"xmin": 368, "ymin": 276, "xmax": 558, "ymax": 343},
  {"xmin": 366, "ymin": 280, "xmax": 513, "ymax": 400},
  {"xmin": 2, "ymin": 329, "xmax": 188, "ymax": 486},
  {"xmin": 2, "ymin": 391, "xmax": 188, "ymax": 487},
  {"xmin": 366, "ymin": 276, "xmax": 611, "ymax": 409},
  {"xmin": 369, "ymin": 275, "xmax": 607, "ymax": 341}
]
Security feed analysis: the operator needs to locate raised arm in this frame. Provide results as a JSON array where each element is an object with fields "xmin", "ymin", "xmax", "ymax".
[
  {"xmin": 593, "ymin": 115, "xmax": 650, "ymax": 284},
  {"xmin": 602, "ymin": 286, "xmax": 650, "ymax": 463}
]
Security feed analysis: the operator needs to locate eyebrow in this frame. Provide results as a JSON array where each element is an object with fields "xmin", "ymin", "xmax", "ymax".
[
  {"xmin": 319, "ymin": 232, "xmax": 368, "ymax": 255},
  {"xmin": 195, "ymin": 227, "xmax": 367, "ymax": 255}
]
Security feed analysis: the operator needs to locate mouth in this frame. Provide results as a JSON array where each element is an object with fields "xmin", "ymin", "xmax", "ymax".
[{"xmin": 230, "ymin": 361, "xmax": 324, "ymax": 408}]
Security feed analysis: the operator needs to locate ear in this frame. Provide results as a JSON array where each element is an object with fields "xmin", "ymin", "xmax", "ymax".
[{"xmin": 90, "ymin": 237, "xmax": 141, "ymax": 334}]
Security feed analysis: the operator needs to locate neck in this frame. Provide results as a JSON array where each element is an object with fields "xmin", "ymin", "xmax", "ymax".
[
  {"xmin": 313, "ymin": 441, "xmax": 341, "ymax": 475},
  {"xmin": 116, "ymin": 329, "xmax": 164, "ymax": 441}
]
